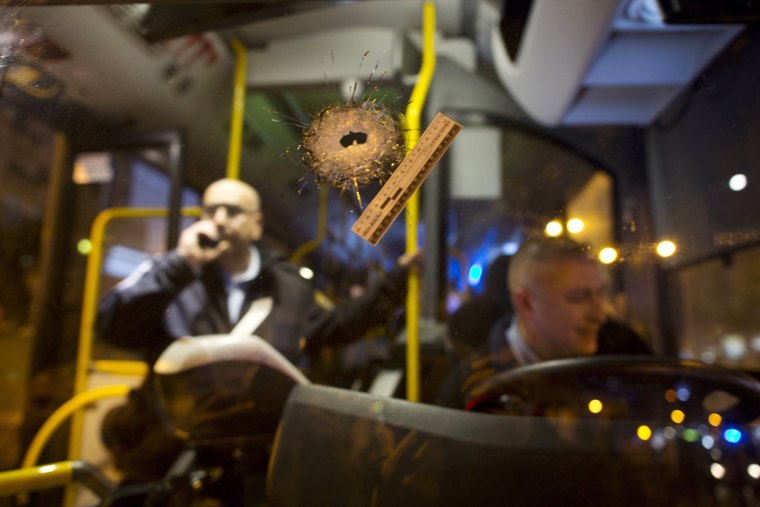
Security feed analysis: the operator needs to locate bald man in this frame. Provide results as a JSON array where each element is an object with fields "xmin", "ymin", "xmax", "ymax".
[
  {"xmin": 178, "ymin": 178, "xmax": 266, "ymax": 276},
  {"xmin": 97, "ymin": 178, "xmax": 417, "ymax": 483},
  {"xmin": 98, "ymin": 178, "xmax": 415, "ymax": 364}
]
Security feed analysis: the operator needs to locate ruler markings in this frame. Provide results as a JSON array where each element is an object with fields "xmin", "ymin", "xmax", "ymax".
[{"xmin": 352, "ymin": 112, "xmax": 462, "ymax": 245}]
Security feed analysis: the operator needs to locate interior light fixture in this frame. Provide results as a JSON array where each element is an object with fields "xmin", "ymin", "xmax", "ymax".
[
  {"xmin": 566, "ymin": 218, "xmax": 584, "ymax": 234},
  {"xmin": 656, "ymin": 240, "xmax": 677, "ymax": 258},
  {"xmin": 598, "ymin": 247, "xmax": 618, "ymax": 264},
  {"xmin": 544, "ymin": 220, "xmax": 563, "ymax": 237}
]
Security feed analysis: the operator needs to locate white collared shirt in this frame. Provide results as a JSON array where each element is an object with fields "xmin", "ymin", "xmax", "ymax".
[
  {"xmin": 226, "ymin": 246, "xmax": 261, "ymax": 323},
  {"xmin": 505, "ymin": 316, "xmax": 542, "ymax": 366}
]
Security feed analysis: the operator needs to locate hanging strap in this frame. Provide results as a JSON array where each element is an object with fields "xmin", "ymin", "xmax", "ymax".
[{"xmin": 230, "ymin": 296, "xmax": 273, "ymax": 336}]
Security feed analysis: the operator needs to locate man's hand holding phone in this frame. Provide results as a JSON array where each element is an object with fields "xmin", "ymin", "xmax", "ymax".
[{"xmin": 177, "ymin": 219, "xmax": 230, "ymax": 267}]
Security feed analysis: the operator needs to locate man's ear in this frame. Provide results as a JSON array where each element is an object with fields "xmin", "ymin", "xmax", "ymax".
[
  {"xmin": 249, "ymin": 211, "xmax": 265, "ymax": 241},
  {"xmin": 512, "ymin": 287, "xmax": 532, "ymax": 315}
]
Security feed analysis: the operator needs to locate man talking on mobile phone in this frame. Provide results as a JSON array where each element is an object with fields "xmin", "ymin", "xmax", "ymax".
[
  {"xmin": 96, "ymin": 177, "xmax": 420, "ymax": 483},
  {"xmin": 98, "ymin": 177, "xmax": 420, "ymax": 365}
]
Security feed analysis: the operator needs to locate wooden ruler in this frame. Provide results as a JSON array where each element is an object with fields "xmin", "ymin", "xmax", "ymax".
[{"xmin": 352, "ymin": 112, "xmax": 462, "ymax": 245}]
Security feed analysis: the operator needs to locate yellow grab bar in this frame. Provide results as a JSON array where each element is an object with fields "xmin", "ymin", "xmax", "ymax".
[
  {"xmin": 0, "ymin": 462, "xmax": 76, "ymax": 496},
  {"xmin": 404, "ymin": 1, "xmax": 436, "ymax": 403},
  {"xmin": 91, "ymin": 360, "xmax": 149, "ymax": 377},
  {"xmin": 0, "ymin": 461, "xmax": 116, "ymax": 501},
  {"xmin": 24, "ymin": 385, "xmax": 132, "ymax": 470},
  {"xmin": 227, "ymin": 38, "xmax": 248, "ymax": 180},
  {"xmin": 71, "ymin": 207, "xmax": 201, "ymax": 469}
]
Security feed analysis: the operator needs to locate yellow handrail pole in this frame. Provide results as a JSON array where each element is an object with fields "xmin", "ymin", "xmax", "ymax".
[
  {"xmin": 0, "ymin": 462, "xmax": 77, "ymax": 497},
  {"xmin": 227, "ymin": 38, "xmax": 248, "ymax": 180},
  {"xmin": 290, "ymin": 185, "xmax": 329, "ymax": 264},
  {"xmin": 23, "ymin": 385, "xmax": 132, "ymax": 470},
  {"xmin": 20, "ymin": 383, "xmax": 131, "ymax": 506},
  {"xmin": 90, "ymin": 360, "xmax": 148, "ymax": 377},
  {"xmin": 404, "ymin": 1, "xmax": 436, "ymax": 402},
  {"xmin": 68, "ymin": 207, "xmax": 202, "ymax": 490}
]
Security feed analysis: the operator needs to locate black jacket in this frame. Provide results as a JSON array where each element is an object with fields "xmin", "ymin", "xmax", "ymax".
[
  {"xmin": 97, "ymin": 243, "xmax": 409, "ymax": 366},
  {"xmin": 436, "ymin": 314, "xmax": 653, "ymax": 409}
]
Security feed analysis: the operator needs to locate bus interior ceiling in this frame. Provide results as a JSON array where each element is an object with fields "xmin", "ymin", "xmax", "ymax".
[{"xmin": 1, "ymin": 0, "xmax": 760, "ymax": 428}]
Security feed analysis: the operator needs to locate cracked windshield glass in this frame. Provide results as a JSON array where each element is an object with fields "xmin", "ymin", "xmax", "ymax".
[{"xmin": 1, "ymin": 1, "xmax": 759, "ymax": 506}]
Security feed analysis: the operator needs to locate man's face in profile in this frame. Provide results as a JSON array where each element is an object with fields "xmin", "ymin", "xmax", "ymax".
[{"xmin": 523, "ymin": 258, "xmax": 607, "ymax": 359}]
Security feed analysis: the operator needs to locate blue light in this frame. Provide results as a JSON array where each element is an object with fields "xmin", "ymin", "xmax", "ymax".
[
  {"xmin": 501, "ymin": 242, "xmax": 519, "ymax": 255},
  {"xmin": 468, "ymin": 264, "xmax": 483, "ymax": 286},
  {"xmin": 724, "ymin": 428, "xmax": 742, "ymax": 444}
]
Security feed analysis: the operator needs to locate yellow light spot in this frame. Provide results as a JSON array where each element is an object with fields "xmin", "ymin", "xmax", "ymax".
[
  {"xmin": 656, "ymin": 240, "xmax": 677, "ymax": 258},
  {"xmin": 637, "ymin": 425, "xmax": 652, "ymax": 441},
  {"xmin": 664, "ymin": 389, "xmax": 677, "ymax": 403},
  {"xmin": 598, "ymin": 247, "xmax": 618, "ymax": 264},
  {"xmin": 588, "ymin": 399, "xmax": 603, "ymax": 414},
  {"xmin": 567, "ymin": 218, "xmax": 584, "ymax": 234},
  {"xmin": 77, "ymin": 238, "xmax": 92, "ymax": 255},
  {"xmin": 545, "ymin": 220, "xmax": 563, "ymax": 237},
  {"xmin": 671, "ymin": 409, "xmax": 685, "ymax": 424},
  {"xmin": 708, "ymin": 413, "xmax": 722, "ymax": 427}
]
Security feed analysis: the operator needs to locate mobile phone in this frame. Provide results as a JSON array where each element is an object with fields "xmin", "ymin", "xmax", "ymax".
[{"xmin": 198, "ymin": 233, "xmax": 220, "ymax": 249}]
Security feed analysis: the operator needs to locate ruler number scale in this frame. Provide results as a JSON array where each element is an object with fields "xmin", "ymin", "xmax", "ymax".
[{"xmin": 352, "ymin": 113, "xmax": 463, "ymax": 245}]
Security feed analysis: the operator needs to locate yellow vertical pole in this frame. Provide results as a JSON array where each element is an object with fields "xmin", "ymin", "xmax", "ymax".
[
  {"xmin": 404, "ymin": 1, "xmax": 436, "ymax": 402},
  {"xmin": 227, "ymin": 38, "xmax": 248, "ymax": 180},
  {"xmin": 65, "ymin": 207, "xmax": 199, "ymax": 507}
]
